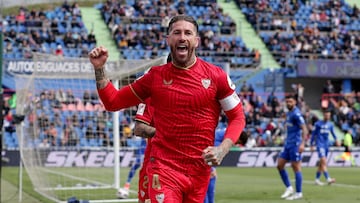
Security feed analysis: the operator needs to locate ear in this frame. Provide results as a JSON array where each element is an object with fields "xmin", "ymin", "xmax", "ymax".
[
  {"xmin": 195, "ymin": 36, "xmax": 200, "ymax": 48},
  {"xmin": 166, "ymin": 36, "xmax": 169, "ymax": 45}
]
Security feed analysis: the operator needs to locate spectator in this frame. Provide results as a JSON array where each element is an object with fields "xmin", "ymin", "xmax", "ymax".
[
  {"xmin": 55, "ymin": 45, "xmax": 64, "ymax": 56},
  {"xmin": 4, "ymin": 110, "xmax": 16, "ymax": 133},
  {"xmin": 46, "ymin": 122, "xmax": 58, "ymax": 146},
  {"xmin": 245, "ymin": 134, "xmax": 257, "ymax": 148},
  {"xmin": 63, "ymin": 31, "xmax": 76, "ymax": 48},
  {"xmin": 87, "ymin": 29, "xmax": 97, "ymax": 45},
  {"xmin": 61, "ymin": 125, "xmax": 79, "ymax": 146},
  {"xmin": 323, "ymin": 80, "xmax": 335, "ymax": 95},
  {"xmin": 16, "ymin": 9, "xmax": 26, "ymax": 23},
  {"xmin": 38, "ymin": 137, "xmax": 51, "ymax": 148}
]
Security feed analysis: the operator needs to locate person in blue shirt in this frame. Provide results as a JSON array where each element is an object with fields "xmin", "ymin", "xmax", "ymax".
[
  {"xmin": 277, "ymin": 94, "xmax": 308, "ymax": 200},
  {"xmin": 311, "ymin": 109, "xmax": 340, "ymax": 185},
  {"xmin": 123, "ymin": 136, "xmax": 147, "ymax": 191}
]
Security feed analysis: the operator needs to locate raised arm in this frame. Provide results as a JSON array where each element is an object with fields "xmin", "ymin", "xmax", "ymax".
[
  {"xmin": 89, "ymin": 46, "xmax": 142, "ymax": 111},
  {"xmin": 88, "ymin": 46, "xmax": 110, "ymax": 89}
]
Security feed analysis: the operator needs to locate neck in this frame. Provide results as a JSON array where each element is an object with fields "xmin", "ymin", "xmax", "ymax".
[{"xmin": 173, "ymin": 57, "xmax": 197, "ymax": 69}]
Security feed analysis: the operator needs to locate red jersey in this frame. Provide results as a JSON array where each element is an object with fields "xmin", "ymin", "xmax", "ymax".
[{"xmin": 130, "ymin": 58, "xmax": 243, "ymax": 175}]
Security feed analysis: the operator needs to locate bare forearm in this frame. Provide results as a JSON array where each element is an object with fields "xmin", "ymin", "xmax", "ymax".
[
  {"xmin": 218, "ymin": 138, "xmax": 233, "ymax": 157},
  {"xmin": 95, "ymin": 68, "xmax": 110, "ymax": 89},
  {"xmin": 134, "ymin": 122, "xmax": 156, "ymax": 138}
]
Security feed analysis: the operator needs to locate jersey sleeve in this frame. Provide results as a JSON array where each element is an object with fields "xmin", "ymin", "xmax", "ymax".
[
  {"xmin": 216, "ymin": 70, "xmax": 245, "ymax": 143},
  {"xmin": 130, "ymin": 67, "xmax": 154, "ymax": 101},
  {"xmin": 294, "ymin": 111, "xmax": 306, "ymax": 126},
  {"xmin": 97, "ymin": 83, "xmax": 142, "ymax": 111},
  {"xmin": 134, "ymin": 98, "xmax": 154, "ymax": 125}
]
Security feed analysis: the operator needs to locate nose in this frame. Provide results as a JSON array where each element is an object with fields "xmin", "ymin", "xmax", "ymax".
[{"xmin": 179, "ymin": 32, "xmax": 187, "ymax": 41}]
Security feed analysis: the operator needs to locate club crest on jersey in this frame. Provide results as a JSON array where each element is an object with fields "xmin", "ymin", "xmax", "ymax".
[
  {"xmin": 163, "ymin": 79, "xmax": 173, "ymax": 85},
  {"xmin": 140, "ymin": 190, "xmax": 145, "ymax": 197},
  {"xmin": 201, "ymin": 79, "xmax": 211, "ymax": 89},
  {"xmin": 155, "ymin": 193, "xmax": 164, "ymax": 203}
]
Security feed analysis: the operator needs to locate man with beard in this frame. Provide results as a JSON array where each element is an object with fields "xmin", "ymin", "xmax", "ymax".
[
  {"xmin": 89, "ymin": 15, "xmax": 245, "ymax": 203},
  {"xmin": 277, "ymin": 94, "xmax": 308, "ymax": 200}
]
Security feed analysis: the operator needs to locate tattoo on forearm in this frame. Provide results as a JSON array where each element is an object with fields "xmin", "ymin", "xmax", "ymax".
[
  {"xmin": 134, "ymin": 122, "xmax": 156, "ymax": 138},
  {"xmin": 217, "ymin": 138, "xmax": 232, "ymax": 160},
  {"xmin": 95, "ymin": 68, "xmax": 109, "ymax": 89},
  {"xmin": 140, "ymin": 126, "xmax": 155, "ymax": 138}
]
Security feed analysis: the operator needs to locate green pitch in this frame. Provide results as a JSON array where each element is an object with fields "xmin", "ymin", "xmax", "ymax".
[{"xmin": 1, "ymin": 167, "xmax": 360, "ymax": 203}]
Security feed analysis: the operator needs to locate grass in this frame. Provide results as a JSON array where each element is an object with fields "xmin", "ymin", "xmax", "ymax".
[{"xmin": 1, "ymin": 166, "xmax": 360, "ymax": 203}]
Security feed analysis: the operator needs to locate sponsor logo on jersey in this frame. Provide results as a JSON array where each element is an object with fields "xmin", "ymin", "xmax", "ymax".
[
  {"xmin": 201, "ymin": 79, "xmax": 211, "ymax": 89},
  {"xmin": 136, "ymin": 103, "xmax": 146, "ymax": 115},
  {"xmin": 163, "ymin": 79, "xmax": 173, "ymax": 85}
]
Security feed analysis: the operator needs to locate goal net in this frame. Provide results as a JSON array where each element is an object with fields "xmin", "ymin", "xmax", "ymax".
[{"xmin": 14, "ymin": 52, "xmax": 167, "ymax": 203}]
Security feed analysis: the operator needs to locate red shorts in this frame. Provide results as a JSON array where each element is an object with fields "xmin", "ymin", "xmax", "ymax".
[
  {"xmin": 138, "ymin": 161, "xmax": 150, "ymax": 202},
  {"xmin": 147, "ymin": 161, "xmax": 210, "ymax": 203}
]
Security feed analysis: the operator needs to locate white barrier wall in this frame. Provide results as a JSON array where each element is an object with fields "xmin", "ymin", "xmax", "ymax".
[{"xmin": 3, "ymin": 148, "xmax": 360, "ymax": 167}]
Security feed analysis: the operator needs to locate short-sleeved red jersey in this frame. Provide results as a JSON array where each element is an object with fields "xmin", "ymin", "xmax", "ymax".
[{"xmin": 130, "ymin": 58, "xmax": 242, "ymax": 175}]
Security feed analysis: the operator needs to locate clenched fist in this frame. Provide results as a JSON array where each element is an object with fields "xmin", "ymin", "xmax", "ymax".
[
  {"xmin": 88, "ymin": 46, "xmax": 109, "ymax": 69},
  {"xmin": 202, "ymin": 138, "xmax": 233, "ymax": 166}
]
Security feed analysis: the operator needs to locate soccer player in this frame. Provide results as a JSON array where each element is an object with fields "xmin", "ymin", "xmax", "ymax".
[
  {"xmin": 134, "ymin": 99, "xmax": 155, "ymax": 203},
  {"xmin": 89, "ymin": 15, "xmax": 245, "ymax": 202},
  {"xmin": 136, "ymin": 100, "xmax": 222, "ymax": 203},
  {"xmin": 123, "ymin": 135, "xmax": 147, "ymax": 192},
  {"xmin": 310, "ymin": 109, "xmax": 339, "ymax": 185},
  {"xmin": 277, "ymin": 94, "xmax": 308, "ymax": 200}
]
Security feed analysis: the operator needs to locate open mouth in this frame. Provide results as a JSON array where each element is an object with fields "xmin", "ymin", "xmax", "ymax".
[{"xmin": 176, "ymin": 45, "xmax": 188, "ymax": 54}]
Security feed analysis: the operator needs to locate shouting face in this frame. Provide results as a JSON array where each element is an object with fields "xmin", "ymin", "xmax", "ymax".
[{"xmin": 166, "ymin": 19, "xmax": 199, "ymax": 68}]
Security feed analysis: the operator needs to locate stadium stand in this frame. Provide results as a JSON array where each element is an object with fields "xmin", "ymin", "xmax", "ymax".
[
  {"xmin": 237, "ymin": 0, "xmax": 360, "ymax": 68},
  {"xmin": 3, "ymin": 0, "xmax": 359, "ymax": 149},
  {"xmin": 97, "ymin": 0, "xmax": 259, "ymax": 68},
  {"xmin": 2, "ymin": 2, "xmax": 96, "ymax": 59}
]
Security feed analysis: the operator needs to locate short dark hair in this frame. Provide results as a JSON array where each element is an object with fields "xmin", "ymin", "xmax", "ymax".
[
  {"xmin": 166, "ymin": 54, "xmax": 172, "ymax": 63},
  {"xmin": 285, "ymin": 94, "xmax": 296, "ymax": 100},
  {"xmin": 322, "ymin": 108, "xmax": 331, "ymax": 113},
  {"xmin": 167, "ymin": 15, "xmax": 199, "ymax": 35}
]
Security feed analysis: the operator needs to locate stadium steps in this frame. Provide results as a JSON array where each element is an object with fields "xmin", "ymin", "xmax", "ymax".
[
  {"xmin": 311, "ymin": 109, "xmax": 344, "ymax": 142},
  {"xmin": 216, "ymin": 0, "xmax": 280, "ymax": 69},
  {"xmin": 346, "ymin": 0, "xmax": 360, "ymax": 7},
  {"xmin": 80, "ymin": 7, "xmax": 119, "ymax": 62}
]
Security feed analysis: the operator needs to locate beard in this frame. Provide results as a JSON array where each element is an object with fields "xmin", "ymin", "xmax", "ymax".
[
  {"xmin": 170, "ymin": 46, "xmax": 196, "ymax": 68},
  {"xmin": 286, "ymin": 105, "xmax": 294, "ymax": 111}
]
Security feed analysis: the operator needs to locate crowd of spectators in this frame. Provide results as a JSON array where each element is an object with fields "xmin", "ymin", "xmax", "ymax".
[
  {"xmin": 98, "ymin": 0, "xmax": 259, "ymax": 68},
  {"xmin": 236, "ymin": 0, "xmax": 360, "ymax": 68},
  {"xmin": 2, "ymin": 0, "xmax": 260, "ymax": 68},
  {"xmin": 2, "ymin": 1, "xmax": 96, "ymax": 59},
  {"xmin": 3, "ymin": 81, "xmax": 360, "ymax": 149},
  {"xmin": 3, "ymin": 1, "xmax": 360, "ymax": 149},
  {"xmin": 321, "ymin": 80, "xmax": 360, "ymax": 147}
]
